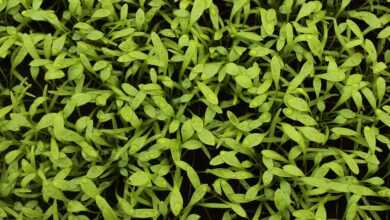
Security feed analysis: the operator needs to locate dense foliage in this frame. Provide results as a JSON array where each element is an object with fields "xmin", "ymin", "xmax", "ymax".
[{"xmin": 0, "ymin": 0, "xmax": 389, "ymax": 219}]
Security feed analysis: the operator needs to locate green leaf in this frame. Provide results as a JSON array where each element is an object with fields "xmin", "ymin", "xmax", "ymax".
[
  {"xmin": 284, "ymin": 94, "xmax": 310, "ymax": 112},
  {"xmin": 274, "ymin": 188, "xmax": 291, "ymax": 211},
  {"xmin": 261, "ymin": 150, "xmax": 288, "ymax": 162},
  {"xmin": 80, "ymin": 178, "xmax": 99, "ymax": 198},
  {"xmin": 316, "ymin": 203, "xmax": 327, "ymax": 220},
  {"xmin": 281, "ymin": 123, "xmax": 306, "ymax": 150},
  {"xmin": 242, "ymin": 133, "xmax": 266, "ymax": 148},
  {"xmin": 271, "ymin": 55, "xmax": 283, "ymax": 89},
  {"xmin": 150, "ymin": 32, "xmax": 169, "ymax": 68},
  {"xmin": 190, "ymin": 0, "xmax": 211, "ymax": 25},
  {"xmin": 92, "ymin": 9, "xmax": 111, "ymax": 19},
  {"xmin": 132, "ymin": 209, "xmax": 159, "ymax": 218},
  {"xmin": 288, "ymin": 60, "xmax": 314, "ymax": 92},
  {"xmin": 298, "ymin": 126, "xmax": 327, "ymax": 144},
  {"xmin": 197, "ymin": 128, "xmax": 215, "ymax": 146},
  {"xmin": 52, "ymin": 35, "xmax": 66, "ymax": 55},
  {"xmin": 331, "ymin": 127, "xmax": 359, "ymax": 136},
  {"xmin": 170, "ymin": 187, "xmax": 183, "ymax": 216},
  {"xmin": 188, "ymin": 184, "xmax": 208, "ymax": 206},
  {"xmin": 0, "ymin": 105, "xmax": 13, "ymax": 119},
  {"xmin": 128, "ymin": 171, "xmax": 150, "ymax": 186},
  {"xmin": 296, "ymin": 1, "xmax": 322, "ymax": 21},
  {"xmin": 283, "ymin": 165, "xmax": 304, "ymax": 176},
  {"xmin": 235, "ymin": 75, "xmax": 253, "ymax": 88},
  {"xmin": 95, "ymin": 195, "xmax": 119, "ymax": 220},
  {"xmin": 260, "ymin": 8, "xmax": 277, "ymax": 35},
  {"xmin": 176, "ymin": 161, "xmax": 201, "ymax": 187},
  {"xmin": 230, "ymin": 203, "xmax": 247, "ymax": 218},
  {"xmin": 348, "ymin": 11, "xmax": 382, "ymax": 29},
  {"xmin": 68, "ymin": 201, "xmax": 88, "ymax": 213},
  {"xmin": 231, "ymin": 0, "xmax": 249, "ymax": 17},
  {"xmin": 376, "ymin": 109, "xmax": 390, "ymax": 127},
  {"xmin": 119, "ymin": 105, "xmax": 141, "ymax": 128},
  {"xmin": 197, "ymin": 82, "xmax": 219, "ymax": 105},
  {"xmin": 378, "ymin": 26, "xmax": 390, "ymax": 38},
  {"xmin": 22, "ymin": 33, "xmax": 40, "ymax": 59},
  {"xmin": 249, "ymin": 45, "xmax": 273, "ymax": 57},
  {"xmin": 249, "ymin": 93, "xmax": 268, "ymax": 108}
]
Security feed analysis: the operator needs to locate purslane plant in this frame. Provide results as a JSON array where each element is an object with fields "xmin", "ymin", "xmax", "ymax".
[{"xmin": 0, "ymin": 0, "xmax": 389, "ymax": 219}]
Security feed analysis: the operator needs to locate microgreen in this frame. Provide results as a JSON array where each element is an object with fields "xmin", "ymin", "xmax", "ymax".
[{"xmin": 0, "ymin": 0, "xmax": 389, "ymax": 219}]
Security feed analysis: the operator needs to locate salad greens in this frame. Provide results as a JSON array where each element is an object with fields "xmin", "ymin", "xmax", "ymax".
[{"xmin": 0, "ymin": 0, "xmax": 389, "ymax": 219}]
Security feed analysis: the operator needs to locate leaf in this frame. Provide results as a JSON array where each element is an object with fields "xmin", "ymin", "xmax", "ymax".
[
  {"xmin": 0, "ymin": 38, "xmax": 15, "ymax": 58},
  {"xmin": 348, "ymin": 11, "xmax": 382, "ymax": 29},
  {"xmin": 260, "ymin": 8, "xmax": 277, "ymax": 35},
  {"xmin": 317, "ymin": 69, "xmax": 345, "ymax": 82},
  {"xmin": 92, "ymin": 9, "xmax": 111, "ymax": 19},
  {"xmin": 284, "ymin": 94, "xmax": 310, "ymax": 112},
  {"xmin": 281, "ymin": 123, "xmax": 306, "ymax": 150},
  {"xmin": 242, "ymin": 133, "xmax": 266, "ymax": 148},
  {"xmin": 5, "ymin": 150, "xmax": 22, "ymax": 164},
  {"xmin": 231, "ymin": 0, "xmax": 249, "ymax": 17},
  {"xmin": 68, "ymin": 200, "xmax": 88, "ymax": 213},
  {"xmin": 363, "ymin": 39, "xmax": 378, "ymax": 63},
  {"xmin": 331, "ymin": 127, "xmax": 359, "ymax": 136},
  {"xmin": 95, "ymin": 195, "xmax": 119, "ymax": 220},
  {"xmin": 376, "ymin": 109, "xmax": 390, "ymax": 127},
  {"xmin": 190, "ymin": 0, "xmax": 211, "ymax": 25},
  {"xmin": 376, "ymin": 77, "xmax": 386, "ymax": 101},
  {"xmin": 346, "ymin": 19, "xmax": 363, "ymax": 39},
  {"xmin": 176, "ymin": 161, "xmax": 201, "ymax": 187},
  {"xmin": 280, "ymin": 0, "xmax": 294, "ymax": 14},
  {"xmin": 188, "ymin": 184, "xmax": 208, "ymax": 206},
  {"xmin": 197, "ymin": 128, "xmax": 215, "ymax": 146},
  {"xmin": 86, "ymin": 166, "xmax": 106, "ymax": 179},
  {"xmin": 135, "ymin": 8, "xmax": 145, "ymax": 29},
  {"xmin": 288, "ymin": 60, "xmax": 314, "ymax": 92},
  {"xmin": 235, "ymin": 31, "xmax": 263, "ymax": 41},
  {"xmin": 220, "ymin": 151, "xmax": 241, "ymax": 167},
  {"xmin": 315, "ymin": 203, "xmax": 327, "ymax": 220},
  {"xmin": 261, "ymin": 150, "xmax": 288, "ymax": 162},
  {"xmin": 378, "ymin": 26, "xmax": 390, "ymax": 38},
  {"xmin": 0, "ymin": 105, "xmax": 13, "ymax": 119},
  {"xmin": 293, "ymin": 210, "xmax": 315, "ymax": 219},
  {"xmin": 132, "ymin": 209, "xmax": 159, "ymax": 218},
  {"xmin": 298, "ymin": 127, "xmax": 327, "ymax": 144},
  {"xmin": 197, "ymin": 82, "xmax": 219, "ymax": 105},
  {"xmin": 346, "ymin": 195, "xmax": 360, "ymax": 220},
  {"xmin": 202, "ymin": 62, "xmax": 223, "ymax": 80},
  {"xmin": 230, "ymin": 204, "xmax": 247, "ymax": 218},
  {"xmin": 249, "ymin": 45, "xmax": 273, "ymax": 57},
  {"xmin": 296, "ymin": 1, "xmax": 322, "ymax": 21},
  {"xmin": 341, "ymin": 154, "xmax": 359, "ymax": 174},
  {"xmin": 22, "ymin": 33, "xmax": 40, "ymax": 59},
  {"xmin": 249, "ymin": 93, "xmax": 268, "ymax": 108},
  {"xmin": 235, "ymin": 75, "xmax": 253, "ymax": 88},
  {"xmin": 170, "ymin": 187, "xmax": 183, "ymax": 216},
  {"xmin": 119, "ymin": 105, "xmax": 141, "ymax": 128},
  {"xmin": 271, "ymin": 55, "xmax": 283, "ymax": 89},
  {"xmin": 206, "ymin": 168, "xmax": 254, "ymax": 179},
  {"xmin": 274, "ymin": 189, "xmax": 291, "ymax": 211},
  {"xmin": 150, "ymin": 32, "xmax": 169, "ymax": 68},
  {"xmin": 283, "ymin": 165, "xmax": 305, "ymax": 176},
  {"xmin": 45, "ymin": 69, "xmax": 65, "ymax": 81},
  {"xmin": 80, "ymin": 178, "xmax": 99, "ymax": 198},
  {"xmin": 128, "ymin": 171, "xmax": 150, "ymax": 186},
  {"xmin": 341, "ymin": 53, "xmax": 363, "ymax": 68},
  {"xmin": 52, "ymin": 35, "xmax": 66, "ymax": 55},
  {"xmin": 182, "ymin": 120, "xmax": 195, "ymax": 141}
]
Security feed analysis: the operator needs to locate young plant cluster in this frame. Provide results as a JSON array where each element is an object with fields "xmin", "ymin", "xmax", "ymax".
[{"xmin": 0, "ymin": 0, "xmax": 389, "ymax": 219}]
